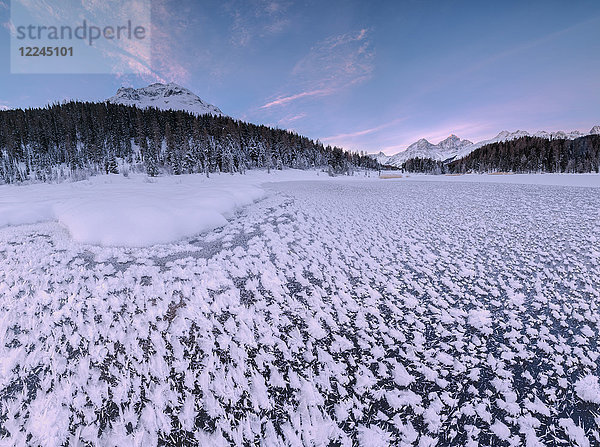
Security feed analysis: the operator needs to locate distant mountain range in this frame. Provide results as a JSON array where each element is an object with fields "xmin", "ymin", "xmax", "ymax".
[
  {"xmin": 375, "ymin": 126, "xmax": 600, "ymax": 167},
  {"xmin": 107, "ymin": 83, "xmax": 224, "ymax": 116}
]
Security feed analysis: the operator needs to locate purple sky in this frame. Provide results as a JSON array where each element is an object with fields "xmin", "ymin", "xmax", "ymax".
[{"xmin": 1, "ymin": 0, "xmax": 599, "ymax": 154}]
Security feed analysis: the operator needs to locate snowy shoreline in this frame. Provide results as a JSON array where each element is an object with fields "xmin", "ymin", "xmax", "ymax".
[{"xmin": 1, "ymin": 170, "xmax": 599, "ymax": 247}]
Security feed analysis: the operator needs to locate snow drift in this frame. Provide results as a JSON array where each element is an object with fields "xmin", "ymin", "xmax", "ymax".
[{"xmin": 0, "ymin": 171, "xmax": 325, "ymax": 247}]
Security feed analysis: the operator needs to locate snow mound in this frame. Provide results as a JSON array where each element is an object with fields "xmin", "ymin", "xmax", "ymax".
[
  {"xmin": 0, "ymin": 170, "xmax": 327, "ymax": 247},
  {"xmin": 54, "ymin": 194, "xmax": 240, "ymax": 247}
]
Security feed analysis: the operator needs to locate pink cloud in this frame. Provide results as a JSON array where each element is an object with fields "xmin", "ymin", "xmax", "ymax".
[
  {"xmin": 8, "ymin": 0, "xmax": 165, "ymax": 78},
  {"xmin": 258, "ymin": 28, "xmax": 374, "ymax": 111},
  {"xmin": 89, "ymin": 0, "xmax": 195, "ymax": 83},
  {"xmin": 278, "ymin": 113, "xmax": 307, "ymax": 125},
  {"xmin": 147, "ymin": 0, "xmax": 192, "ymax": 84},
  {"xmin": 260, "ymin": 88, "xmax": 333, "ymax": 109}
]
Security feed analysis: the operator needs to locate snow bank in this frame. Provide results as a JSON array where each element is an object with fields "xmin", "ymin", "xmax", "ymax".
[
  {"xmin": 0, "ymin": 170, "xmax": 331, "ymax": 247},
  {"xmin": 54, "ymin": 196, "xmax": 234, "ymax": 247}
]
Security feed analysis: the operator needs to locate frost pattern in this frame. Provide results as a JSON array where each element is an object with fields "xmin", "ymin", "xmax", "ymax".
[{"xmin": 0, "ymin": 180, "xmax": 599, "ymax": 446}]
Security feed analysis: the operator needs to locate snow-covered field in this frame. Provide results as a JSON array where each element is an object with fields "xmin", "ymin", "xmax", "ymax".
[
  {"xmin": 0, "ymin": 170, "xmax": 338, "ymax": 247},
  {"xmin": 1, "ymin": 173, "xmax": 600, "ymax": 446}
]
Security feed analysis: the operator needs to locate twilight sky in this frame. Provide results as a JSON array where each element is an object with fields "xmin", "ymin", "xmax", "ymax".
[{"xmin": 1, "ymin": 0, "xmax": 599, "ymax": 154}]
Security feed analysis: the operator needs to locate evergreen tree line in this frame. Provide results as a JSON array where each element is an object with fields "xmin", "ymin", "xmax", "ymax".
[
  {"xmin": 400, "ymin": 135, "xmax": 600, "ymax": 174},
  {"xmin": 0, "ymin": 102, "xmax": 379, "ymax": 184},
  {"xmin": 401, "ymin": 157, "xmax": 445, "ymax": 174}
]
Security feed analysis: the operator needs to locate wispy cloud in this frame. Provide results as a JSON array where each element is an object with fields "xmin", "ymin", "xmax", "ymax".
[
  {"xmin": 293, "ymin": 28, "xmax": 373, "ymax": 86},
  {"xmin": 101, "ymin": 0, "xmax": 204, "ymax": 84},
  {"xmin": 260, "ymin": 28, "xmax": 374, "ymax": 109},
  {"xmin": 84, "ymin": 0, "xmax": 157, "ymax": 80},
  {"xmin": 7, "ymin": 0, "xmax": 208, "ymax": 84},
  {"xmin": 322, "ymin": 118, "xmax": 406, "ymax": 142},
  {"xmin": 277, "ymin": 112, "xmax": 307, "ymax": 125},
  {"xmin": 146, "ymin": 0, "xmax": 238, "ymax": 85},
  {"xmin": 8, "ymin": 0, "xmax": 158, "ymax": 77},
  {"xmin": 260, "ymin": 88, "xmax": 333, "ymax": 109},
  {"xmin": 142, "ymin": 0, "xmax": 191, "ymax": 83},
  {"xmin": 16, "ymin": 0, "xmax": 61, "ymax": 20},
  {"xmin": 226, "ymin": 0, "xmax": 291, "ymax": 47}
]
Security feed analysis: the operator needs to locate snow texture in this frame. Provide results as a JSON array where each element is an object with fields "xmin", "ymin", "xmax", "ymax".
[{"xmin": 0, "ymin": 175, "xmax": 599, "ymax": 446}]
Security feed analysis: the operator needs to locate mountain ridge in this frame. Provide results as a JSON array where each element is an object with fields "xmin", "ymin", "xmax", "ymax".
[{"xmin": 376, "ymin": 126, "xmax": 600, "ymax": 166}]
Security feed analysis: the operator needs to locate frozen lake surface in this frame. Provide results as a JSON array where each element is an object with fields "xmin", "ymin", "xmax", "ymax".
[{"xmin": 1, "ymin": 179, "xmax": 599, "ymax": 446}]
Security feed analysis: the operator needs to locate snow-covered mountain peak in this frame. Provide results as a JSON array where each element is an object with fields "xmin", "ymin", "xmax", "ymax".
[
  {"xmin": 407, "ymin": 138, "xmax": 433, "ymax": 150},
  {"xmin": 378, "ymin": 125, "xmax": 599, "ymax": 167},
  {"xmin": 438, "ymin": 134, "xmax": 473, "ymax": 150},
  {"xmin": 108, "ymin": 83, "xmax": 224, "ymax": 116},
  {"xmin": 384, "ymin": 134, "xmax": 473, "ymax": 166},
  {"xmin": 372, "ymin": 151, "xmax": 391, "ymax": 165}
]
